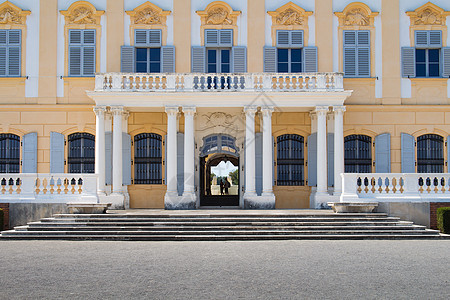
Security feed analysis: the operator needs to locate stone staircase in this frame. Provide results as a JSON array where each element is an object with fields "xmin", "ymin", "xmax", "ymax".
[{"xmin": 0, "ymin": 211, "xmax": 444, "ymax": 240}]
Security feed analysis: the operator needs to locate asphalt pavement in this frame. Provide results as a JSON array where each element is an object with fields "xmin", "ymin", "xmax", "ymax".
[{"xmin": 1, "ymin": 240, "xmax": 449, "ymax": 299}]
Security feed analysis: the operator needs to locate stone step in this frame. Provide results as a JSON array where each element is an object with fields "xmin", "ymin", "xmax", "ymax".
[
  {"xmin": 0, "ymin": 234, "xmax": 443, "ymax": 241},
  {"xmin": 21, "ymin": 225, "xmax": 427, "ymax": 231}
]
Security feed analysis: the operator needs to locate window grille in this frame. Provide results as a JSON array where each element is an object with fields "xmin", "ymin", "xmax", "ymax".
[
  {"xmin": 134, "ymin": 133, "xmax": 162, "ymax": 184},
  {"xmin": 344, "ymin": 135, "xmax": 372, "ymax": 173},
  {"xmin": 0, "ymin": 133, "xmax": 20, "ymax": 173},
  {"xmin": 68, "ymin": 133, "xmax": 95, "ymax": 173},
  {"xmin": 417, "ymin": 134, "xmax": 444, "ymax": 173},
  {"xmin": 277, "ymin": 134, "xmax": 304, "ymax": 186}
]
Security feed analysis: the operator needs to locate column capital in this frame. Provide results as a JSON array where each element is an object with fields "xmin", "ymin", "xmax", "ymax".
[
  {"xmin": 110, "ymin": 106, "xmax": 125, "ymax": 116},
  {"xmin": 93, "ymin": 106, "xmax": 107, "ymax": 116},
  {"xmin": 182, "ymin": 106, "xmax": 196, "ymax": 116},
  {"xmin": 261, "ymin": 106, "xmax": 274, "ymax": 117},
  {"xmin": 315, "ymin": 106, "xmax": 329, "ymax": 116},
  {"xmin": 122, "ymin": 111, "xmax": 130, "ymax": 121},
  {"xmin": 244, "ymin": 105, "xmax": 257, "ymax": 115},
  {"xmin": 332, "ymin": 105, "xmax": 346, "ymax": 114},
  {"xmin": 165, "ymin": 106, "xmax": 179, "ymax": 116}
]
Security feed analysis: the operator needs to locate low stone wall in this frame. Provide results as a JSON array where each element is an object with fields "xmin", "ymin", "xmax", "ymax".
[
  {"xmin": 8, "ymin": 203, "xmax": 69, "ymax": 228},
  {"xmin": 374, "ymin": 202, "xmax": 430, "ymax": 228}
]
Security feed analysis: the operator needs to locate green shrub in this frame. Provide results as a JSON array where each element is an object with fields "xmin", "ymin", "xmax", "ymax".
[
  {"xmin": 0, "ymin": 208, "xmax": 3, "ymax": 231},
  {"xmin": 437, "ymin": 207, "xmax": 450, "ymax": 234}
]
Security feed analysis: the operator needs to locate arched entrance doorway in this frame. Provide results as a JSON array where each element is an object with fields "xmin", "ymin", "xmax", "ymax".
[{"xmin": 199, "ymin": 134, "xmax": 240, "ymax": 207}]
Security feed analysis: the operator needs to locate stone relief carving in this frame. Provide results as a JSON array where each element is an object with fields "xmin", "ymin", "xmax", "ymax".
[
  {"xmin": 344, "ymin": 9, "xmax": 370, "ymax": 26},
  {"xmin": 0, "ymin": 8, "xmax": 21, "ymax": 24},
  {"xmin": 276, "ymin": 8, "xmax": 304, "ymax": 25},
  {"xmin": 202, "ymin": 112, "xmax": 239, "ymax": 130},
  {"xmin": 134, "ymin": 8, "xmax": 162, "ymax": 24},
  {"xmin": 414, "ymin": 9, "xmax": 442, "ymax": 25},
  {"xmin": 206, "ymin": 8, "xmax": 233, "ymax": 25},
  {"xmin": 68, "ymin": 7, "xmax": 96, "ymax": 24}
]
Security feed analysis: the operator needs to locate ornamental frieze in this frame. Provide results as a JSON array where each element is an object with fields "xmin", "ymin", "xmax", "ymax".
[
  {"xmin": 406, "ymin": 3, "xmax": 450, "ymax": 27},
  {"xmin": 268, "ymin": 2, "xmax": 312, "ymax": 27},
  {"xmin": 335, "ymin": 3, "xmax": 378, "ymax": 28},
  {"xmin": 126, "ymin": 2, "xmax": 171, "ymax": 26},
  {"xmin": 344, "ymin": 8, "xmax": 370, "ymax": 26},
  {"xmin": 60, "ymin": 1, "xmax": 104, "ymax": 26},
  {"xmin": 197, "ymin": 2, "xmax": 241, "ymax": 27},
  {"xmin": 0, "ymin": 1, "xmax": 31, "ymax": 25}
]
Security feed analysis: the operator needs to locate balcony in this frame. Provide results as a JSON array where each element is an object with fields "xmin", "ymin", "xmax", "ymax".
[
  {"xmin": 94, "ymin": 72, "xmax": 344, "ymax": 93},
  {"xmin": 341, "ymin": 173, "xmax": 450, "ymax": 202},
  {"xmin": 0, "ymin": 173, "xmax": 98, "ymax": 203}
]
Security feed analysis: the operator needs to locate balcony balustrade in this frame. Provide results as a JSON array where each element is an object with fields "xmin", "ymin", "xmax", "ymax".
[
  {"xmin": 341, "ymin": 173, "xmax": 450, "ymax": 202},
  {"xmin": 0, "ymin": 173, "xmax": 98, "ymax": 203},
  {"xmin": 95, "ymin": 73, "xmax": 344, "ymax": 92}
]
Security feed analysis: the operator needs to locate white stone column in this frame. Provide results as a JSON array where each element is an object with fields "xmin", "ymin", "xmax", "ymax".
[
  {"xmin": 111, "ymin": 106, "xmax": 123, "ymax": 195},
  {"xmin": 261, "ymin": 106, "xmax": 274, "ymax": 197},
  {"xmin": 333, "ymin": 106, "xmax": 346, "ymax": 196},
  {"xmin": 182, "ymin": 106, "xmax": 196, "ymax": 206},
  {"xmin": 94, "ymin": 106, "xmax": 106, "ymax": 195},
  {"xmin": 244, "ymin": 106, "xmax": 257, "ymax": 198},
  {"xmin": 165, "ymin": 107, "xmax": 178, "ymax": 205},
  {"xmin": 316, "ymin": 106, "xmax": 328, "ymax": 196}
]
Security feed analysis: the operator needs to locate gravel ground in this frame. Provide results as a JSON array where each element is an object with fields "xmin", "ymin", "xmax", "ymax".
[{"xmin": 0, "ymin": 240, "xmax": 449, "ymax": 299}]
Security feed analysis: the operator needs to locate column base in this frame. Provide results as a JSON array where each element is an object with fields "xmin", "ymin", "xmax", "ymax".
[
  {"xmin": 313, "ymin": 192, "xmax": 336, "ymax": 209},
  {"xmin": 244, "ymin": 194, "xmax": 275, "ymax": 209},
  {"xmin": 164, "ymin": 192, "xmax": 196, "ymax": 210},
  {"xmin": 98, "ymin": 193, "xmax": 125, "ymax": 210}
]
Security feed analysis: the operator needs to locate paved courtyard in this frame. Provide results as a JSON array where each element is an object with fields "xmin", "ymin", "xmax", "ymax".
[{"xmin": 1, "ymin": 240, "xmax": 449, "ymax": 299}]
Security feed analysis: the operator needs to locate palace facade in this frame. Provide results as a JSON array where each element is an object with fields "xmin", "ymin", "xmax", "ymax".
[{"xmin": 2, "ymin": 0, "xmax": 450, "ymax": 218}]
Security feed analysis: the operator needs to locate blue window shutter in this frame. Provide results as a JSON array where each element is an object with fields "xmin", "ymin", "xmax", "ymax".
[
  {"xmin": 69, "ymin": 30, "xmax": 82, "ymax": 44},
  {"xmin": 307, "ymin": 133, "xmax": 317, "ymax": 186},
  {"xmin": 219, "ymin": 29, "xmax": 233, "ymax": 47},
  {"xmin": 401, "ymin": 47, "xmax": 416, "ymax": 78},
  {"xmin": 22, "ymin": 132, "xmax": 37, "ymax": 173},
  {"xmin": 357, "ymin": 47, "xmax": 370, "ymax": 77},
  {"xmin": 7, "ymin": 30, "xmax": 20, "ymax": 77},
  {"xmin": 401, "ymin": 133, "xmax": 415, "ymax": 173},
  {"xmin": 255, "ymin": 132, "xmax": 263, "ymax": 196},
  {"xmin": 148, "ymin": 29, "xmax": 162, "ymax": 47},
  {"xmin": 0, "ymin": 47, "xmax": 6, "ymax": 76},
  {"xmin": 164, "ymin": 135, "xmax": 167, "ymax": 184},
  {"xmin": 448, "ymin": 136, "xmax": 450, "ymax": 172},
  {"xmin": 442, "ymin": 48, "xmax": 450, "ymax": 77},
  {"xmin": 263, "ymin": 46, "xmax": 277, "ymax": 72},
  {"xmin": 291, "ymin": 31, "xmax": 303, "ymax": 47},
  {"xmin": 69, "ymin": 46, "xmax": 81, "ymax": 76},
  {"xmin": 272, "ymin": 136, "xmax": 275, "ymax": 186},
  {"xmin": 327, "ymin": 133, "xmax": 334, "ymax": 187},
  {"xmin": 415, "ymin": 31, "xmax": 429, "ymax": 48},
  {"xmin": 375, "ymin": 133, "xmax": 391, "ymax": 173},
  {"xmin": 177, "ymin": 133, "xmax": 184, "ymax": 196},
  {"xmin": 0, "ymin": 30, "xmax": 7, "ymax": 44},
  {"xmin": 161, "ymin": 46, "xmax": 175, "ymax": 73},
  {"xmin": 83, "ymin": 46, "xmax": 95, "ymax": 76},
  {"xmin": 122, "ymin": 133, "xmax": 132, "ymax": 186},
  {"xmin": 344, "ymin": 31, "xmax": 357, "ymax": 46},
  {"xmin": 191, "ymin": 46, "xmax": 206, "ymax": 72},
  {"xmin": 429, "ymin": 31, "xmax": 442, "ymax": 47},
  {"xmin": 121, "ymin": 46, "xmax": 135, "ymax": 73},
  {"xmin": 105, "ymin": 131, "xmax": 112, "ymax": 185},
  {"xmin": 135, "ymin": 29, "xmax": 148, "ymax": 46},
  {"xmin": 344, "ymin": 47, "xmax": 356, "ymax": 77},
  {"xmin": 303, "ymin": 46, "xmax": 318, "ymax": 72},
  {"xmin": 276, "ymin": 30, "xmax": 290, "ymax": 48},
  {"xmin": 232, "ymin": 46, "xmax": 247, "ymax": 73},
  {"xmin": 205, "ymin": 29, "xmax": 219, "ymax": 46},
  {"xmin": 83, "ymin": 30, "xmax": 96, "ymax": 44},
  {"xmin": 50, "ymin": 132, "xmax": 65, "ymax": 173}
]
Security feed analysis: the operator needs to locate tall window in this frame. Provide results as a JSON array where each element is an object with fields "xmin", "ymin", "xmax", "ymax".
[
  {"xmin": 134, "ymin": 133, "xmax": 162, "ymax": 184},
  {"xmin": 402, "ymin": 31, "xmax": 447, "ymax": 78},
  {"xmin": 343, "ymin": 30, "xmax": 370, "ymax": 77},
  {"xmin": 205, "ymin": 29, "xmax": 233, "ymax": 73},
  {"xmin": 0, "ymin": 134, "xmax": 20, "ymax": 173},
  {"xmin": 0, "ymin": 29, "xmax": 21, "ymax": 77},
  {"xmin": 135, "ymin": 29, "xmax": 161, "ymax": 73},
  {"xmin": 276, "ymin": 31, "xmax": 303, "ymax": 73},
  {"xmin": 277, "ymin": 134, "xmax": 304, "ymax": 186},
  {"xmin": 68, "ymin": 29, "xmax": 96, "ymax": 77},
  {"xmin": 417, "ymin": 134, "xmax": 444, "ymax": 173},
  {"xmin": 344, "ymin": 135, "xmax": 372, "ymax": 173},
  {"xmin": 68, "ymin": 133, "xmax": 95, "ymax": 173}
]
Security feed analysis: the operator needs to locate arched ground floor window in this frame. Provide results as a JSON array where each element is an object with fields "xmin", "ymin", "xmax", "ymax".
[
  {"xmin": 277, "ymin": 134, "xmax": 304, "ymax": 186},
  {"xmin": 68, "ymin": 133, "xmax": 95, "ymax": 173},
  {"xmin": 344, "ymin": 134, "xmax": 372, "ymax": 173},
  {"xmin": 0, "ymin": 133, "xmax": 20, "ymax": 173},
  {"xmin": 417, "ymin": 134, "xmax": 444, "ymax": 173},
  {"xmin": 134, "ymin": 133, "xmax": 162, "ymax": 184}
]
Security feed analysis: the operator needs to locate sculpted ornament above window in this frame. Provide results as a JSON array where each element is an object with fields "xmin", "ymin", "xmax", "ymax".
[
  {"xmin": 60, "ymin": 1, "xmax": 104, "ymax": 26},
  {"xmin": 207, "ymin": 8, "xmax": 233, "ymax": 25},
  {"xmin": 406, "ymin": 3, "xmax": 450, "ymax": 27},
  {"xmin": 134, "ymin": 8, "xmax": 161, "ymax": 24},
  {"xmin": 276, "ymin": 9, "xmax": 304, "ymax": 25},
  {"xmin": 0, "ymin": 2, "xmax": 30, "ymax": 25},
  {"xmin": 268, "ymin": 2, "xmax": 312, "ymax": 26},
  {"xmin": 69, "ymin": 7, "xmax": 96, "ymax": 24},
  {"xmin": 197, "ymin": 2, "xmax": 241, "ymax": 27},
  {"xmin": 127, "ymin": 2, "xmax": 171, "ymax": 25},
  {"xmin": 344, "ymin": 9, "xmax": 370, "ymax": 26},
  {"xmin": 414, "ymin": 9, "xmax": 443, "ymax": 25}
]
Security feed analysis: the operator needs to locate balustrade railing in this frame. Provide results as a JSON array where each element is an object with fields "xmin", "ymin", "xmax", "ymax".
[
  {"xmin": 341, "ymin": 173, "xmax": 450, "ymax": 202},
  {"xmin": 95, "ymin": 73, "xmax": 344, "ymax": 92},
  {"xmin": 0, "ymin": 173, "xmax": 98, "ymax": 203}
]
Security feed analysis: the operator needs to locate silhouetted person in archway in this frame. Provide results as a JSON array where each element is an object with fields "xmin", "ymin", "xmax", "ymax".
[
  {"xmin": 224, "ymin": 179, "xmax": 230, "ymax": 195},
  {"xmin": 220, "ymin": 180, "xmax": 224, "ymax": 195}
]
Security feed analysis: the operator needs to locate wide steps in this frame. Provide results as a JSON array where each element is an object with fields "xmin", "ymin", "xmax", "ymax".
[{"xmin": 1, "ymin": 212, "xmax": 444, "ymax": 240}]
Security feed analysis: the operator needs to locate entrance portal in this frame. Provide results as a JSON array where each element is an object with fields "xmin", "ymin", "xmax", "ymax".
[{"xmin": 199, "ymin": 134, "xmax": 240, "ymax": 207}]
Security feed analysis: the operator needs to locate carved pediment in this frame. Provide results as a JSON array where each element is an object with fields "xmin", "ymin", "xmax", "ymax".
[
  {"xmin": 268, "ymin": 2, "xmax": 313, "ymax": 26},
  {"xmin": 126, "ymin": 2, "xmax": 171, "ymax": 25},
  {"xmin": 0, "ymin": 1, "xmax": 31, "ymax": 25},
  {"xmin": 406, "ymin": 2, "xmax": 450, "ymax": 26},
  {"xmin": 335, "ymin": 3, "xmax": 378, "ymax": 27},
  {"xmin": 60, "ymin": 1, "xmax": 104, "ymax": 25},
  {"xmin": 197, "ymin": 1, "xmax": 241, "ymax": 26}
]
